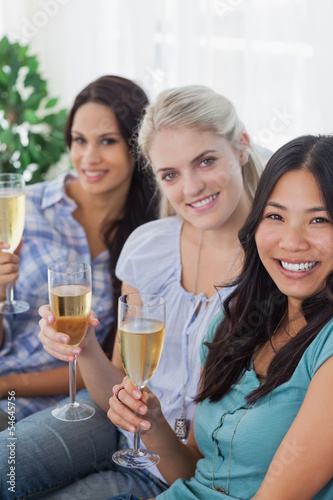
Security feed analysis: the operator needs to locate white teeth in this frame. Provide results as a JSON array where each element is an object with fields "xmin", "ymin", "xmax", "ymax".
[
  {"xmin": 85, "ymin": 171, "xmax": 104, "ymax": 177},
  {"xmin": 280, "ymin": 261, "xmax": 318, "ymax": 272},
  {"xmin": 190, "ymin": 194, "xmax": 217, "ymax": 208}
]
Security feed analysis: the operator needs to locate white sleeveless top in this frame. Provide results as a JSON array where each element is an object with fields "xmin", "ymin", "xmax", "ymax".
[{"xmin": 116, "ymin": 216, "xmax": 234, "ymax": 479}]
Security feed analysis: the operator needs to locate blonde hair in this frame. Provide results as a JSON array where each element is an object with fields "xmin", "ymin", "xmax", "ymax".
[{"xmin": 137, "ymin": 85, "xmax": 263, "ymax": 217}]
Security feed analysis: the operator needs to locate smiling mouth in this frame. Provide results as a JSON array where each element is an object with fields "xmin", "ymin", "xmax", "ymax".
[
  {"xmin": 189, "ymin": 193, "xmax": 218, "ymax": 208},
  {"xmin": 84, "ymin": 170, "xmax": 106, "ymax": 177},
  {"xmin": 280, "ymin": 260, "xmax": 318, "ymax": 272}
]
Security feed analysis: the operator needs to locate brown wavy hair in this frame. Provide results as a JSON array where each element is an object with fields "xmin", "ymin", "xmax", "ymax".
[{"xmin": 65, "ymin": 76, "xmax": 160, "ymax": 357}]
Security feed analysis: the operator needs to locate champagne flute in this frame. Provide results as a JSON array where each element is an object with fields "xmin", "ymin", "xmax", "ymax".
[
  {"xmin": 112, "ymin": 293, "xmax": 166, "ymax": 469},
  {"xmin": 0, "ymin": 173, "xmax": 29, "ymax": 314},
  {"xmin": 48, "ymin": 261, "xmax": 95, "ymax": 421}
]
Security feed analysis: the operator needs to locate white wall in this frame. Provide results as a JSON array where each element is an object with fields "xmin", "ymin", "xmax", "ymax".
[{"xmin": 1, "ymin": 0, "xmax": 333, "ymax": 152}]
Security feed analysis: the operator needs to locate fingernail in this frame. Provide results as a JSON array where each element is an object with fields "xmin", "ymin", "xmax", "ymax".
[
  {"xmin": 61, "ymin": 336, "xmax": 68, "ymax": 343},
  {"xmin": 138, "ymin": 405, "xmax": 146, "ymax": 415},
  {"xmin": 48, "ymin": 315, "xmax": 54, "ymax": 322},
  {"xmin": 72, "ymin": 348, "xmax": 80, "ymax": 354},
  {"xmin": 129, "ymin": 425, "xmax": 136, "ymax": 433},
  {"xmin": 133, "ymin": 389, "xmax": 141, "ymax": 399},
  {"xmin": 140, "ymin": 421, "xmax": 150, "ymax": 430}
]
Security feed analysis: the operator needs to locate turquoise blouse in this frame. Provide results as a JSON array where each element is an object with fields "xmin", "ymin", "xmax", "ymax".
[{"xmin": 157, "ymin": 313, "xmax": 333, "ymax": 500}]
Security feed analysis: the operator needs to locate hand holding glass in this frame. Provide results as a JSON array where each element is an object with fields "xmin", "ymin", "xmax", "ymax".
[
  {"xmin": 48, "ymin": 261, "xmax": 95, "ymax": 421},
  {"xmin": 0, "ymin": 173, "xmax": 29, "ymax": 314},
  {"xmin": 112, "ymin": 293, "xmax": 166, "ymax": 469}
]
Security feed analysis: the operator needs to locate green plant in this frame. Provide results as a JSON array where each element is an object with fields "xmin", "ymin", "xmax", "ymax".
[{"xmin": 0, "ymin": 35, "xmax": 68, "ymax": 183}]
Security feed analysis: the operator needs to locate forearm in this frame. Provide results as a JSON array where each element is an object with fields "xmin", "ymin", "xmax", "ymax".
[
  {"xmin": 0, "ymin": 316, "xmax": 3, "ymax": 350},
  {"xmin": 0, "ymin": 365, "xmax": 84, "ymax": 398},
  {"xmin": 141, "ymin": 417, "xmax": 201, "ymax": 484},
  {"xmin": 77, "ymin": 331, "xmax": 124, "ymax": 412}
]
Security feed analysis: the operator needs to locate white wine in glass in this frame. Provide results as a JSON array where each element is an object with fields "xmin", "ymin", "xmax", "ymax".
[
  {"xmin": 112, "ymin": 293, "xmax": 166, "ymax": 469},
  {"xmin": 48, "ymin": 262, "xmax": 95, "ymax": 421},
  {"xmin": 0, "ymin": 173, "xmax": 29, "ymax": 314}
]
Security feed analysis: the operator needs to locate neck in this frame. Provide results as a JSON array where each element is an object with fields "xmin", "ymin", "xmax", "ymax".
[
  {"xmin": 66, "ymin": 179, "xmax": 126, "ymax": 225},
  {"xmin": 182, "ymin": 221, "xmax": 241, "ymax": 252},
  {"xmin": 285, "ymin": 299, "xmax": 307, "ymax": 337}
]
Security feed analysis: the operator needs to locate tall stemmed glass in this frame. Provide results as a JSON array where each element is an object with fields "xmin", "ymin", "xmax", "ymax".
[
  {"xmin": 0, "ymin": 173, "xmax": 29, "ymax": 314},
  {"xmin": 48, "ymin": 261, "xmax": 95, "ymax": 421},
  {"xmin": 112, "ymin": 293, "xmax": 166, "ymax": 469}
]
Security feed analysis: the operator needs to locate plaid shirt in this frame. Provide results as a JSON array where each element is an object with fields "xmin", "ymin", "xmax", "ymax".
[{"xmin": 0, "ymin": 173, "xmax": 113, "ymax": 420}]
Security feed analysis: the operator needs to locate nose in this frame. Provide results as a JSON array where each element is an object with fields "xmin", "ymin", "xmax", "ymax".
[
  {"xmin": 183, "ymin": 171, "xmax": 205, "ymax": 198},
  {"xmin": 279, "ymin": 224, "xmax": 310, "ymax": 252},
  {"xmin": 82, "ymin": 142, "xmax": 100, "ymax": 164}
]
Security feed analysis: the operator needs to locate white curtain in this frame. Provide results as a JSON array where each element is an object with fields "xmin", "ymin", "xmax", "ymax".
[{"xmin": 1, "ymin": 0, "xmax": 333, "ymax": 152}]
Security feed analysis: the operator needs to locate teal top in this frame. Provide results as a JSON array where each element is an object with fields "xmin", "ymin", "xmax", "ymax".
[{"xmin": 157, "ymin": 313, "xmax": 333, "ymax": 500}]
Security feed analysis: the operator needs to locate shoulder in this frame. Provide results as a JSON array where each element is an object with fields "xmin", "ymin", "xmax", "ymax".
[
  {"xmin": 25, "ymin": 173, "xmax": 69, "ymax": 209},
  {"xmin": 200, "ymin": 311, "xmax": 224, "ymax": 366},
  {"xmin": 25, "ymin": 179, "xmax": 48, "ymax": 206},
  {"xmin": 116, "ymin": 216, "xmax": 182, "ymax": 289},
  {"xmin": 127, "ymin": 216, "xmax": 181, "ymax": 241},
  {"xmin": 305, "ymin": 318, "xmax": 333, "ymax": 377},
  {"xmin": 119, "ymin": 216, "xmax": 181, "ymax": 257}
]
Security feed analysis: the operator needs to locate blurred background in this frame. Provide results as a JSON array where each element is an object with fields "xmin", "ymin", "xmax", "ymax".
[{"xmin": 1, "ymin": 0, "xmax": 333, "ymax": 182}]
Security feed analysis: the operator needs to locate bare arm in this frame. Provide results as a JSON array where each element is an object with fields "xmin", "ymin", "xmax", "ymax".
[
  {"xmin": 38, "ymin": 282, "xmax": 138, "ymax": 413},
  {"xmin": 108, "ymin": 377, "xmax": 203, "ymax": 484},
  {"xmin": 252, "ymin": 355, "xmax": 333, "ymax": 500},
  {"xmin": 0, "ymin": 365, "xmax": 85, "ymax": 399}
]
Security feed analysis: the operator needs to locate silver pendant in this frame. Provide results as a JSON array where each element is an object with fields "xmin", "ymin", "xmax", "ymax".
[{"xmin": 174, "ymin": 418, "xmax": 190, "ymax": 441}]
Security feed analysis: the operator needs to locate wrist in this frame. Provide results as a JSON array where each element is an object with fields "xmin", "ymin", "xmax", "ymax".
[{"xmin": 0, "ymin": 377, "xmax": 9, "ymax": 399}]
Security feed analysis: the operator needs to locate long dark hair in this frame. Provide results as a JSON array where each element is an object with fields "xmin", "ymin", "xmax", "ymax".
[
  {"xmin": 197, "ymin": 135, "xmax": 333, "ymax": 405},
  {"xmin": 65, "ymin": 76, "xmax": 159, "ymax": 357}
]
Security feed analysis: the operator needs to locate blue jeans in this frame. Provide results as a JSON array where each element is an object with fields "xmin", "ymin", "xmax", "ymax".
[
  {"xmin": 0, "ymin": 391, "xmax": 168, "ymax": 500},
  {"xmin": 105, "ymin": 496, "xmax": 142, "ymax": 500}
]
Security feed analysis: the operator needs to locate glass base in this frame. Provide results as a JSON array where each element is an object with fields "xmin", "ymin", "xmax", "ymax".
[
  {"xmin": 0, "ymin": 299, "xmax": 30, "ymax": 315},
  {"xmin": 112, "ymin": 448, "xmax": 160, "ymax": 469},
  {"xmin": 51, "ymin": 402, "xmax": 95, "ymax": 421}
]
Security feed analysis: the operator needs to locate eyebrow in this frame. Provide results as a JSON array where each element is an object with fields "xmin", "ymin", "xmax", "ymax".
[
  {"xmin": 71, "ymin": 130, "xmax": 120, "ymax": 137},
  {"xmin": 266, "ymin": 201, "xmax": 327, "ymax": 213},
  {"xmin": 156, "ymin": 149, "xmax": 218, "ymax": 173},
  {"xmin": 191, "ymin": 149, "xmax": 218, "ymax": 165}
]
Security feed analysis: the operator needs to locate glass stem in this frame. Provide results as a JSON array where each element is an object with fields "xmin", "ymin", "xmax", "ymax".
[
  {"xmin": 69, "ymin": 357, "xmax": 77, "ymax": 406},
  {"xmin": 6, "ymin": 282, "xmax": 14, "ymax": 304},
  {"xmin": 133, "ymin": 416, "xmax": 141, "ymax": 451}
]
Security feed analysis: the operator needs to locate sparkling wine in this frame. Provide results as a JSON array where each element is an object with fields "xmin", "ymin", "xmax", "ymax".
[
  {"xmin": 50, "ymin": 284, "xmax": 92, "ymax": 346},
  {"xmin": 119, "ymin": 319, "xmax": 165, "ymax": 388},
  {"xmin": 0, "ymin": 192, "xmax": 25, "ymax": 252}
]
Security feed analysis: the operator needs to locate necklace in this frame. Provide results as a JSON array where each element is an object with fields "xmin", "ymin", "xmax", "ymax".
[
  {"xmin": 212, "ymin": 370, "xmax": 252, "ymax": 494},
  {"xmin": 211, "ymin": 310, "xmax": 287, "ymax": 494},
  {"xmin": 192, "ymin": 231, "xmax": 242, "ymax": 299},
  {"xmin": 175, "ymin": 232, "xmax": 242, "ymax": 441},
  {"xmin": 192, "ymin": 230, "xmax": 204, "ymax": 298}
]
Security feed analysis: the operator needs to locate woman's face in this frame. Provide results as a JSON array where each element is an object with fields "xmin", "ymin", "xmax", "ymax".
[
  {"xmin": 149, "ymin": 127, "xmax": 251, "ymax": 232},
  {"xmin": 70, "ymin": 102, "xmax": 135, "ymax": 197},
  {"xmin": 255, "ymin": 170, "xmax": 333, "ymax": 311}
]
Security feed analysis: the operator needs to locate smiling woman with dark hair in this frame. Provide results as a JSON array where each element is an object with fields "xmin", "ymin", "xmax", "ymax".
[
  {"xmin": 0, "ymin": 75, "xmax": 158, "ymax": 429},
  {"xmin": 109, "ymin": 134, "xmax": 333, "ymax": 500}
]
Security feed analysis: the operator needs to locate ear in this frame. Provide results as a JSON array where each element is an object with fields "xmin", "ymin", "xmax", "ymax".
[{"xmin": 239, "ymin": 132, "xmax": 250, "ymax": 166}]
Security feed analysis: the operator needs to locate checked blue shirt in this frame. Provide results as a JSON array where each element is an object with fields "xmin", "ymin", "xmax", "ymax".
[{"xmin": 0, "ymin": 173, "xmax": 113, "ymax": 420}]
